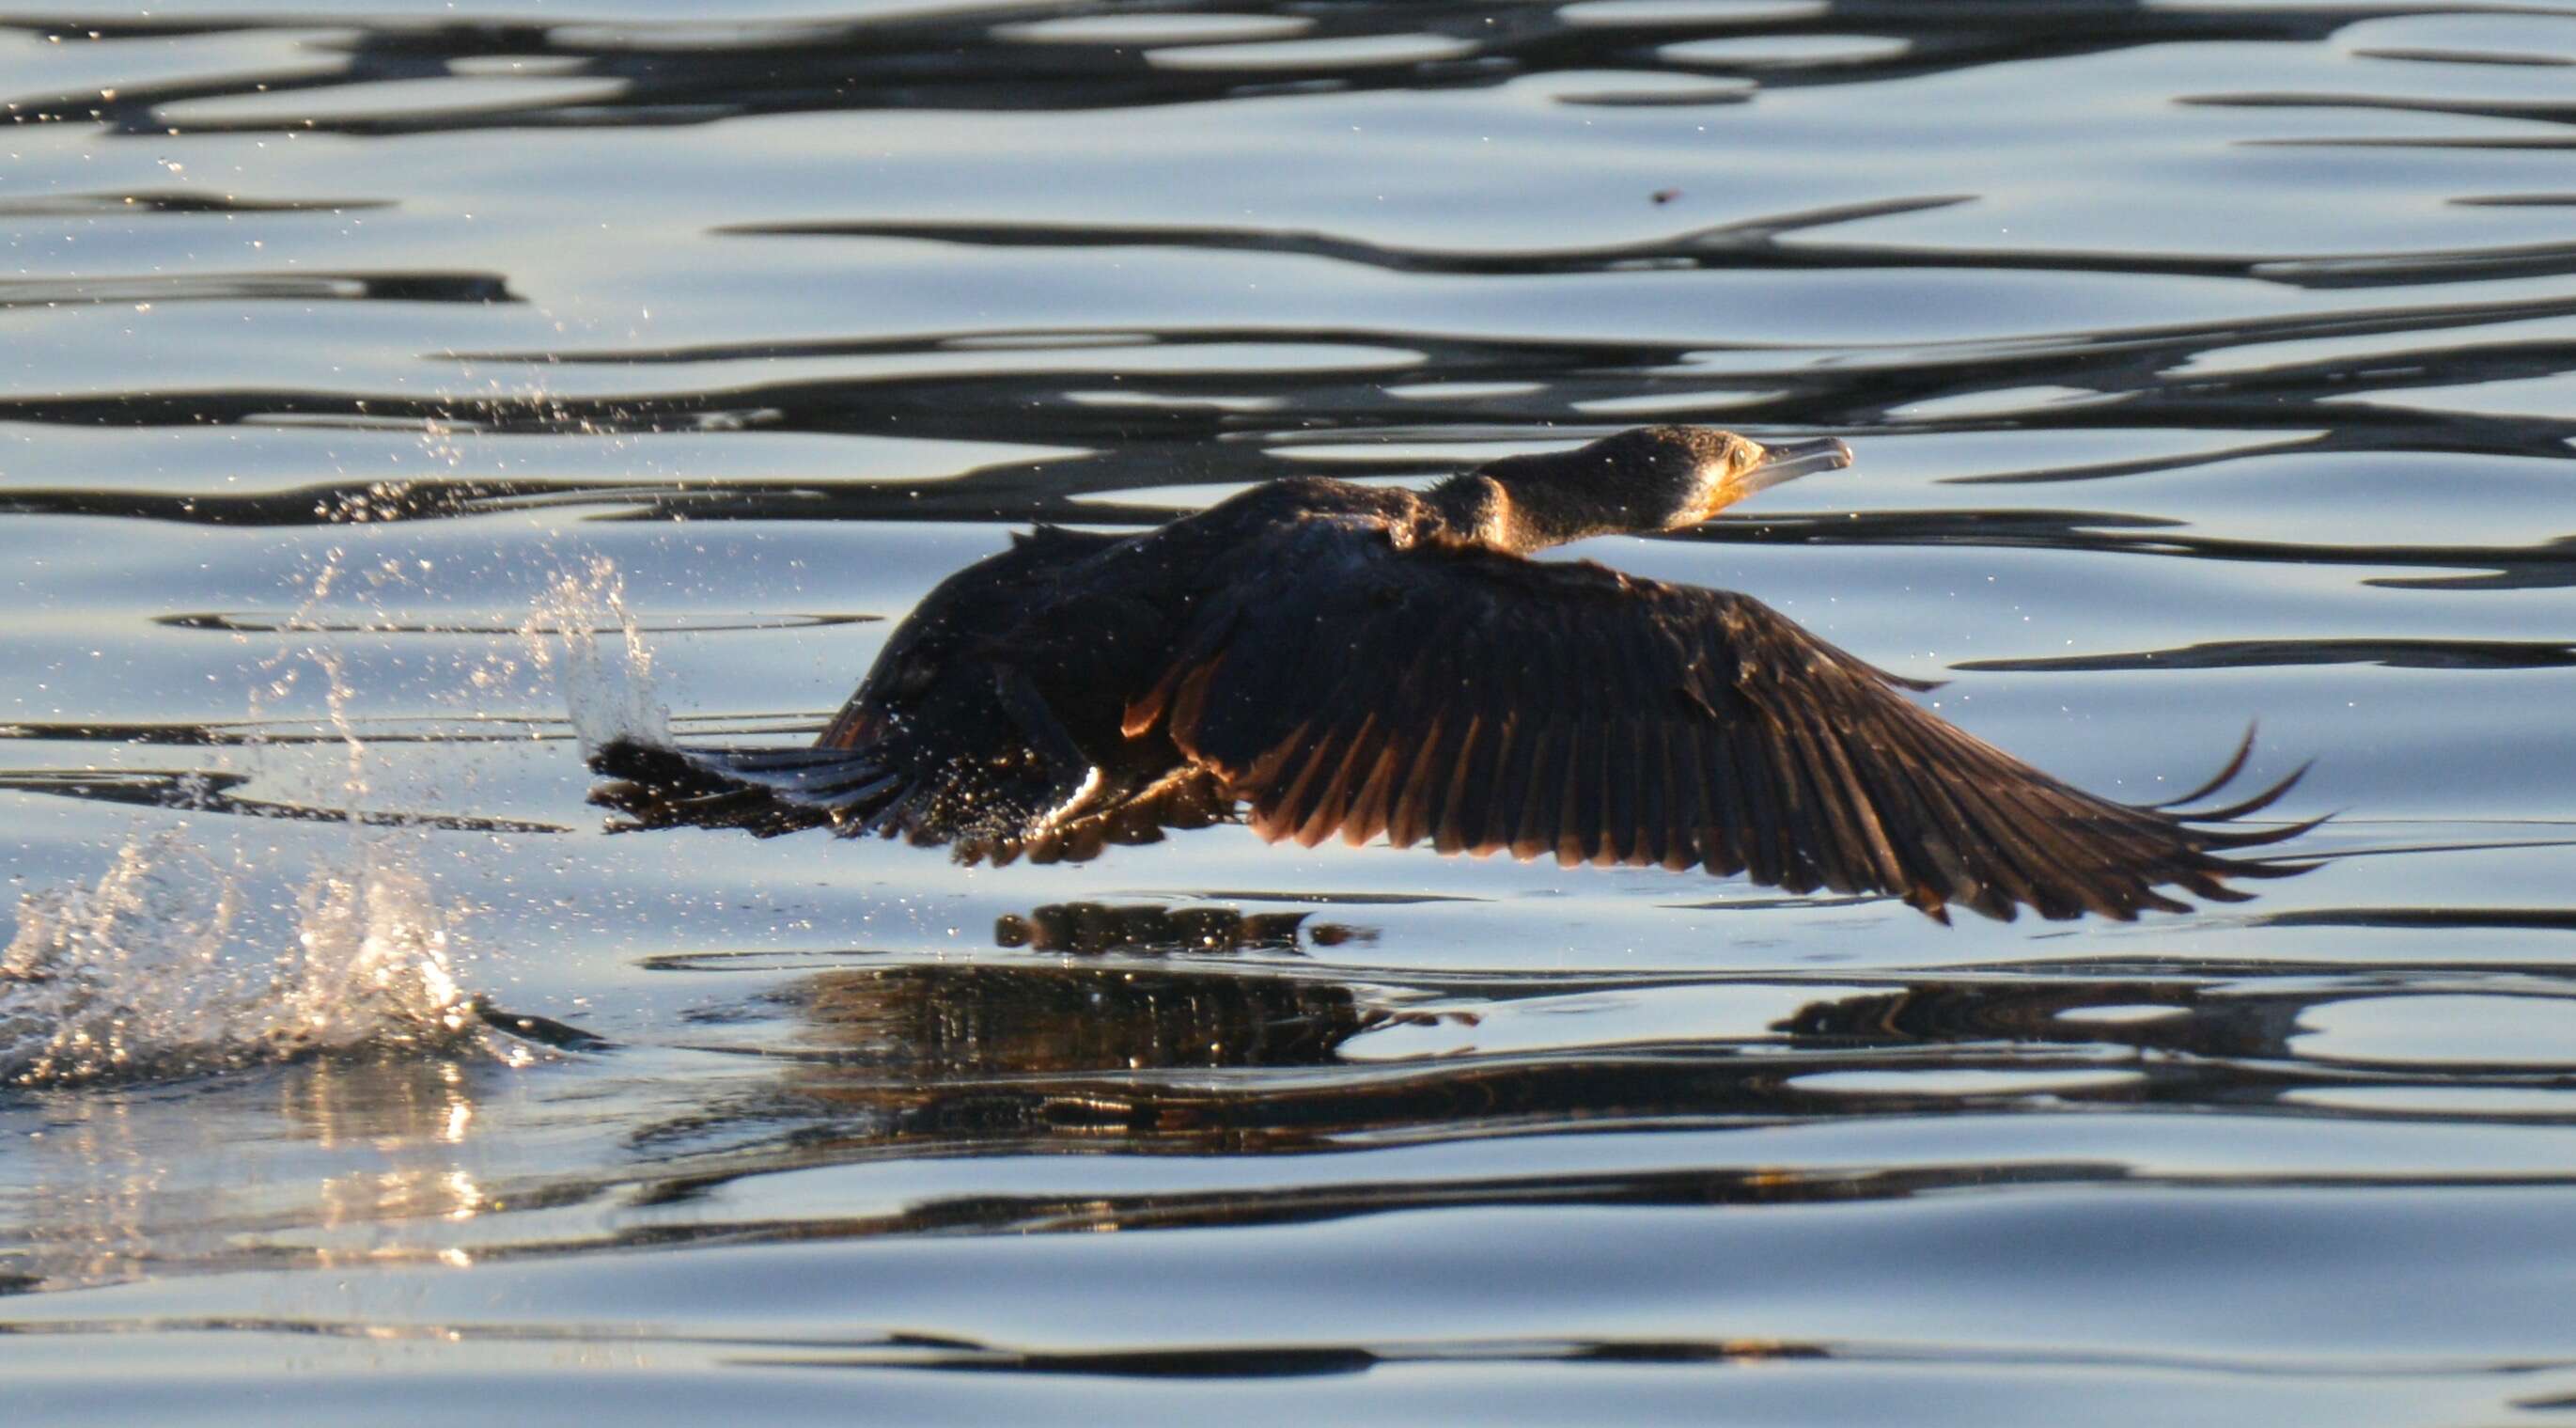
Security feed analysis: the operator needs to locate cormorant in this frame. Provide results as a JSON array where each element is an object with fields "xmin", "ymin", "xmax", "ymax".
[{"xmin": 590, "ymin": 426, "xmax": 2315, "ymax": 921}]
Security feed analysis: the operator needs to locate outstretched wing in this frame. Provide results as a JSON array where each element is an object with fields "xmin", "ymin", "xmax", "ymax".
[{"xmin": 1125, "ymin": 534, "xmax": 2312, "ymax": 921}]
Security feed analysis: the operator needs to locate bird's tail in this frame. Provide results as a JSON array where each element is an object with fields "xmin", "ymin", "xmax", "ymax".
[{"xmin": 587, "ymin": 737, "xmax": 898, "ymax": 837}]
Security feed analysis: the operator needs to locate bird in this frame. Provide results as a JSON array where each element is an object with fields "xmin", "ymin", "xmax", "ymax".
[{"xmin": 588, "ymin": 425, "xmax": 2317, "ymax": 922}]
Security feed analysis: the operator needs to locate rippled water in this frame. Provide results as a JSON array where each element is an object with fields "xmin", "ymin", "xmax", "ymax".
[{"xmin": 4, "ymin": 2, "xmax": 2575, "ymax": 1420}]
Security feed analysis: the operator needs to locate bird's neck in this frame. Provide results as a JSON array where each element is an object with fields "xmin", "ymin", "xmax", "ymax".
[{"xmin": 1426, "ymin": 464, "xmax": 1681, "ymax": 554}]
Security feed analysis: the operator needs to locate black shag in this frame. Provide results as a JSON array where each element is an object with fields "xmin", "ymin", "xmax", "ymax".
[{"xmin": 591, "ymin": 426, "xmax": 2314, "ymax": 921}]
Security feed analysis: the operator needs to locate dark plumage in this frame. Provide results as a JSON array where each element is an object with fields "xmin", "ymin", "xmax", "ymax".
[{"xmin": 591, "ymin": 426, "xmax": 2317, "ymax": 921}]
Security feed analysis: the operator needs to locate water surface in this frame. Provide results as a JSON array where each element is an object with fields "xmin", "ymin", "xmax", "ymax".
[{"xmin": 5, "ymin": 3, "xmax": 2576, "ymax": 1422}]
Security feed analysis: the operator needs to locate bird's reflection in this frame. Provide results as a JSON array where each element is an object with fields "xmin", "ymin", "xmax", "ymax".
[
  {"xmin": 1772, "ymin": 980, "xmax": 2305, "ymax": 1062},
  {"xmin": 851, "ymin": 905, "xmax": 1398, "ymax": 1079},
  {"xmin": 624, "ymin": 902, "xmax": 1448, "ymax": 1156},
  {"xmin": 991, "ymin": 900, "xmax": 1369, "ymax": 954},
  {"xmin": 620, "ymin": 979, "xmax": 1356, "ymax": 1165},
  {"xmin": 800, "ymin": 962, "xmax": 1392, "ymax": 1081},
  {"xmin": 758, "ymin": 904, "xmax": 1414, "ymax": 1142},
  {"xmin": 634, "ymin": 911, "xmax": 2576, "ymax": 1186}
]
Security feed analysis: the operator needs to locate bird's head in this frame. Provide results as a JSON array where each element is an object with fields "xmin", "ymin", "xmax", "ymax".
[
  {"xmin": 1460, "ymin": 426, "xmax": 1851, "ymax": 545},
  {"xmin": 1595, "ymin": 425, "xmax": 1855, "ymax": 528}
]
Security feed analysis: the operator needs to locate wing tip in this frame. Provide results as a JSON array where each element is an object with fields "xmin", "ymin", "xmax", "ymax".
[{"xmin": 2150, "ymin": 722, "xmax": 2260, "ymax": 809}]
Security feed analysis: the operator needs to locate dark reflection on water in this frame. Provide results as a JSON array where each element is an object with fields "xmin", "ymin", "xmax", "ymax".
[
  {"xmin": 2259, "ymin": 906, "xmax": 2576, "ymax": 932},
  {"xmin": 154, "ymin": 609, "xmax": 875, "ymax": 635},
  {"xmin": 991, "ymin": 901, "xmax": 1360, "ymax": 954},
  {"xmin": 1959, "ymin": 636, "xmax": 2576, "ymax": 672},
  {"xmin": 8, "ymin": 0, "xmax": 2576, "ymax": 1420},
  {"xmin": 17, "ymin": 294, "xmax": 2576, "ymax": 468},
  {"xmin": 23, "ymin": 2, "xmax": 2396, "ymax": 135},
  {"xmin": 0, "ymin": 767, "xmax": 570, "ymax": 832},
  {"xmin": 734, "ymin": 205, "xmax": 2576, "ymax": 290},
  {"xmin": 12, "ymin": 466, "xmax": 2572, "ymax": 598},
  {"xmin": 0, "ymin": 270, "xmax": 515, "ymax": 306},
  {"xmin": 599, "ymin": 920, "xmax": 2576, "ymax": 1221}
]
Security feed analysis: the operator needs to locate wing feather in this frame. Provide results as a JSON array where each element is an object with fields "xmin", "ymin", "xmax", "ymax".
[
  {"xmin": 1680, "ymin": 730, "xmax": 1721, "ymax": 874},
  {"xmin": 1602, "ymin": 712, "xmax": 1640, "ymax": 867},
  {"xmin": 1430, "ymin": 714, "xmax": 1487, "ymax": 855},
  {"xmin": 1138, "ymin": 530, "xmax": 2309, "ymax": 920},
  {"xmin": 1729, "ymin": 717, "xmax": 1792, "ymax": 890},
  {"xmin": 1387, "ymin": 712, "xmax": 1451, "ymax": 850},
  {"xmin": 1556, "ymin": 714, "xmax": 1595, "ymax": 868}
]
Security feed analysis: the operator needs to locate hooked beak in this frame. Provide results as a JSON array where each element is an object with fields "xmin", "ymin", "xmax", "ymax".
[{"xmin": 1729, "ymin": 436, "xmax": 1853, "ymax": 501}]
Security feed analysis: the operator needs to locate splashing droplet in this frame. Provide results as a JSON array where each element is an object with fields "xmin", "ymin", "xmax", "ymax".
[
  {"xmin": 520, "ymin": 556, "xmax": 668, "ymax": 755},
  {"xmin": 1, "ymin": 832, "xmax": 485, "ymax": 1087}
]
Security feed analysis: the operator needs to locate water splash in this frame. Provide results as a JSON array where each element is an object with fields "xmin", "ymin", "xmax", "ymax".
[
  {"xmin": 0, "ymin": 832, "xmax": 487, "ymax": 1088},
  {"xmin": 0, "ymin": 535, "xmax": 655, "ymax": 1088},
  {"xmin": 519, "ymin": 554, "xmax": 669, "ymax": 755},
  {"xmin": 0, "ymin": 541, "xmax": 552, "ymax": 1090}
]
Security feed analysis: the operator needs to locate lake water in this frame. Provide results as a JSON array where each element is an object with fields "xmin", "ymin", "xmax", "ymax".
[{"xmin": 4, "ymin": 2, "xmax": 2575, "ymax": 1421}]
